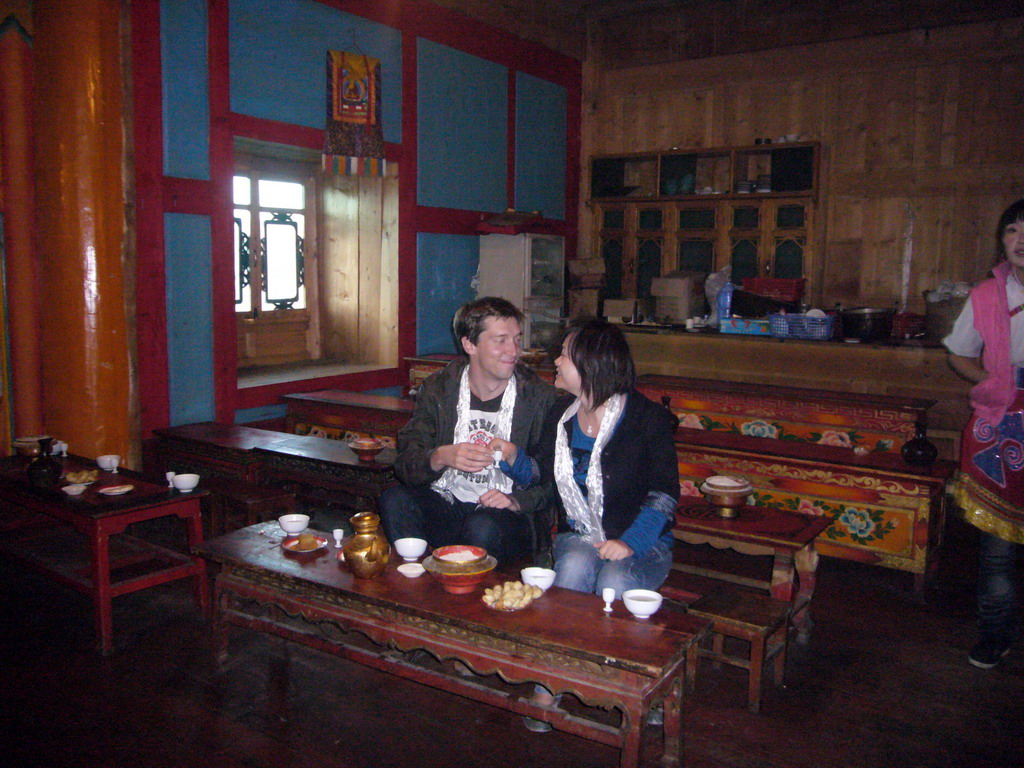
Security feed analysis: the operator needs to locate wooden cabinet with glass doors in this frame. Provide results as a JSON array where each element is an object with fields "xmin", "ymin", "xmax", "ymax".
[{"xmin": 591, "ymin": 143, "xmax": 819, "ymax": 303}]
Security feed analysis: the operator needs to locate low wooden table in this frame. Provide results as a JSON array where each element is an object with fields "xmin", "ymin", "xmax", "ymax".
[
  {"xmin": 0, "ymin": 455, "xmax": 209, "ymax": 653},
  {"xmin": 198, "ymin": 523, "xmax": 710, "ymax": 768},
  {"xmin": 673, "ymin": 498, "xmax": 832, "ymax": 642},
  {"xmin": 253, "ymin": 434, "xmax": 397, "ymax": 514},
  {"xmin": 154, "ymin": 421, "xmax": 295, "ymax": 483}
]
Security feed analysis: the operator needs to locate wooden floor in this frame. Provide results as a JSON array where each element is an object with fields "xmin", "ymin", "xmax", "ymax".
[{"xmin": 2, "ymin": 514, "xmax": 1022, "ymax": 768}]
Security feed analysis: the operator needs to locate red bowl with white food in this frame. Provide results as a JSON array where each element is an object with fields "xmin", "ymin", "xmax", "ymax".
[
  {"xmin": 422, "ymin": 552, "xmax": 497, "ymax": 594},
  {"xmin": 431, "ymin": 544, "xmax": 487, "ymax": 567}
]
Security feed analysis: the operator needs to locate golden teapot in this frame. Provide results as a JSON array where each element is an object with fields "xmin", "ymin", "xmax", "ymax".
[{"xmin": 341, "ymin": 512, "xmax": 391, "ymax": 579}]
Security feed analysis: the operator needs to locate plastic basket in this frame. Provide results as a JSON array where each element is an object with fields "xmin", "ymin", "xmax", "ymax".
[
  {"xmin": 768, "ymin": 313, "xmax": 835, "ymax": 340},
  {"xmin": 742, "ymin": 278, "xmax": 806, "ymax": 303},
  {"xmin": 720, "ymin": 317, "xmax": 771, "ymax": 335}
]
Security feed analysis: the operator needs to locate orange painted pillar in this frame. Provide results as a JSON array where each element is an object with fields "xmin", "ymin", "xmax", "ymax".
[
  {"xmin": 0, "ymin": 13, "xmax": 44, "ymax": 440},
  {"xmin": 32, "ymin": 0, "xmax": 137, "ymax": 463}
]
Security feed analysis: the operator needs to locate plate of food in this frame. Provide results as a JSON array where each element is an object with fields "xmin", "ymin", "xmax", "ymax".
[
  {"xmin": 98, "ymin": 484, "xmax": 134, "ymax": 496},
  {"xmin": 282, "ymin": 533, "xmax": 328, "ymax": 553},
  {"xmin": 481, "ymin": 580, "xmax": 544, "ymax": 611},
  {"xmin": 65, "ymin": 469, "xmax": 99, "ymax": 485}
]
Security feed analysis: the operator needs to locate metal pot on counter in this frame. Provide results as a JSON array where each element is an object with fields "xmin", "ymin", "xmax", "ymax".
[{"xmin": 840, "ymin": 307, "xmax": 894, "ymax": 341}]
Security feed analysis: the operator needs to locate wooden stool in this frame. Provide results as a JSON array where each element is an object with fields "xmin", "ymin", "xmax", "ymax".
[
  {"xmin": 202, "ymin": 476, "xmax": 297, "ymax": 537},
  {"xmin": 686, "ymin": 589, "xmax": 790, "ymax": 713}
]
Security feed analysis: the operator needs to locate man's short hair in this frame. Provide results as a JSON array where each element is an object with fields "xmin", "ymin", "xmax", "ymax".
[{"xmin": 452, "ymin": 297, "xmax": 524, "ymax": 353}]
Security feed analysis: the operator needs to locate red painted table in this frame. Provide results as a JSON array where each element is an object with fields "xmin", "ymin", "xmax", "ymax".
[
  {"xmin": 673, "ymin": 498, "xmax": 832, "ymax": 642},
  {"xmin": 154, "ymin": 421, "xmax": 295, "ymax": 483},
  {"xmin": 198, "ymin": 522, "xmax": 710, "ymax": 768},
  {"xmin": 0, "ymin": 455, "xmax": 209, "ymax": 653},
  {"xmin": 253, "ymin": 434, "xmax": 397, "ymax": 514}
]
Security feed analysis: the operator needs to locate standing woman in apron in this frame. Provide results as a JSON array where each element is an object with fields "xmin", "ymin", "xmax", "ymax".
[{"xmin": 945, "ymin": 198, "xmax": 1024, "ymax": 669}]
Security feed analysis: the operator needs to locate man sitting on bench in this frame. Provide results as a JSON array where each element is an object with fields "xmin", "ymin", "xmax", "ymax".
[{"xmin": 379, "ymin": 297, "xmax": 556, "ymax": 566}]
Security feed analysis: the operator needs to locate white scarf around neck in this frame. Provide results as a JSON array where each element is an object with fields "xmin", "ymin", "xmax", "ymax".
[
  {"xmin": 431, "ymin": 365, "xmax": 517, "ymax": 500},
  {"xmin": 553, "ymin": 392, "xmax": 625, "ymax": 544}
]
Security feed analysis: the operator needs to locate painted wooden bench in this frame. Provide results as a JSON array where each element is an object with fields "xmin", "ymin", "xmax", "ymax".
[
  {"xmin": 635, "ymin": 375, "xmax": 956, "ymax": 588},
  {"xmin": 670, "ymin": 427, "xmax": 955, "ymax": 590},
  {"xmin": 637, "ymin": 373, "xmax": 933, "ymax": 455},
  {"xmin": 283, "ymin": 390, "xmax": 413, "ymax": 447}
]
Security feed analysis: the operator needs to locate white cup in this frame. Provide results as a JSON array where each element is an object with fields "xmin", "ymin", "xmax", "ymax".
[{"xmin": 97, "ymin": 454, "xmax": 120, "ymax": 472}]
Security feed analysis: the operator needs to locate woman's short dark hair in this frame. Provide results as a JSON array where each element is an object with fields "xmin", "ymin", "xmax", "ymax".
[
  {"xmin": 453, "ymin": 296, "xmax": 524, "ymax": 353},
  {"xmin": 994, "ymin": 198, "xmax": 1024, "ymax": 263},
  {"xmin": 564, "ymin": 317, "xmax": 635, "ymax": 406}
]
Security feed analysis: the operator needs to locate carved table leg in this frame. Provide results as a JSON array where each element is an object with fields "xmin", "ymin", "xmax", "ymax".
[
  {"xmin": 792, "ymin": 544, "xmax": 820, "ymax": 644},
  {"xmin": 182, "ymin": 505, "xmax": 210, "ymax": 616},
  {"xmin": 211, "ymin": 578, "xmax": 230, "ymax": 667},
  {"xmin": 89, "ymin": 529, "xmax": 114, "ymax": 654},
  {"xmin": 769, "ymin": 549, "xmax": 796, "ymax": 603},
  {"xmin": 620, "ymin": 706, "xmax": 642, "ymax": 768},
  {"xmin": 660, "ymin": 676, "xmax": 683, "ymax": 767}
]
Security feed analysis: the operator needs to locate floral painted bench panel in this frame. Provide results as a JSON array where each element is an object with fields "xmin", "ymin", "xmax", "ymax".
[
  {"xmin": 639, "ymin": 374, "xmax": 934, "ymax": 454},
  {"xmin": 283, "ymin": 391, "xmax": 413, "ymax": 449},
  {"xmin": 672, "ymin": 428, "xmax": 956, "ymax": 588}
]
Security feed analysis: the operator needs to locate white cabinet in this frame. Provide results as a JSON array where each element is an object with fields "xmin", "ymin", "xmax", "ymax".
[{"xmin": 476, "ymin": 233, "xmax": 565, "ymax": 350}]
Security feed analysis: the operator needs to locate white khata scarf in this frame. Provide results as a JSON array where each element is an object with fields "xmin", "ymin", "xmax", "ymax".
[
  {"xmin": 431, "ymin": 366, "xmax": 517, "ymax": 500},
  {"xmin": 553, "ymin": 392, "xmax": 625, "ymax": 544}
]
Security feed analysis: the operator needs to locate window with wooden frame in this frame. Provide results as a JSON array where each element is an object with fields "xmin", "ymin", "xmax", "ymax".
[
  {"xmin": 233, "ymin": 140, "xmax": 399, "ymax": 376},
  {"xmin": 234, "ymin": 152, "xmax": 320, "ymax": 368}
]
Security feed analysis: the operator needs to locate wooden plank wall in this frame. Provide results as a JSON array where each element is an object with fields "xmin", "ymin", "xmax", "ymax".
[
  {"xmin": 319, "ymin": 164, "xmax": 400, "ymax": 366},
  {"xmin": 580, "ymin": 18, "xmax": 1024, "ymax": 311}
]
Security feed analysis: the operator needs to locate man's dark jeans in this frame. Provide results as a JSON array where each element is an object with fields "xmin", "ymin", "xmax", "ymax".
[
  {"xmin": 379, "ymin": 484, "xmax": 532, "ymax": 567},
  {"xmin": 977, "ymin": 529, "xmax": 1019, "ymax": 645}
]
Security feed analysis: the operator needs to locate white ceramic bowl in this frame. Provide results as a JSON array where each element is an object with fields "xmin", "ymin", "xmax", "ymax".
[
  {"xmin": 397, "ymin": 562, "xmax": 426, "ymax": 578},
  {"xmin": 96, "ymin": 454, "xmax": 120, "ymax": 472},
  {"xmin": 171, "ymin": 473, "xmax": 200, "ymax": 492},
  {"xmin": 278, "ymin": 513, "xmax": 310, "ymax": 535},
  {"xmin": 622, "ymin": 589, "xmax": 664, "ymax": 619},
  {"xmin": 521, "ymin": 567, "xmax": 556, "ymax": 591},
  {"xmin": 62, "ymin": 483, "xmax": 87, "ymax": 496},
  {"xmin": 393, "ymin": 537, "xmax": 428, "ymax": 561}
]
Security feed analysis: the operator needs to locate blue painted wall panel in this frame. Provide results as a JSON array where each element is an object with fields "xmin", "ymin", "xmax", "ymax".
[
  {"xmin": 515, "ymin": 73, "xmax": 566, "ymax": 220},
  {"xmin": 416, "ymin": 233, "xmax": 478, "ymax": 355},
  {"xmin": 162, "ymin": 0, "xmax": 209, "ymax": 179},
  {"xmin": 365, "ymin": 386, "xmax": 403, "ymax": 397},
  {"xmin": 165, "ymin": 214, "xmax": 215, "ymax": 425},
  {"xmin": 417, "ymin": 39, "xmax": 507, "ymax": 212},
  {"xmin": 234, "ymin": 404, "xmax": 286, "ymax": 424},
  {"xmin": 229, "ymin": 0, "xmax": 402, "ymax": 143}
]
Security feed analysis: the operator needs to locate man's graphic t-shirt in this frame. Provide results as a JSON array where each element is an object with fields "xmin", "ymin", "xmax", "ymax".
[{"xmin": 448, "ymin": 392, "xmax": 503, "ymax": 504}]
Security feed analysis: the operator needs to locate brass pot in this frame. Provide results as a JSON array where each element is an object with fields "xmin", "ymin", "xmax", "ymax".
[
  {"xmin": 341, "ymin": 512, "xmax": 391, "ymax": 579},
  {"xmin": 13, "ymin": 435, "xmax": 47, "ymax": 457},
  {"xmin": 704, "ymin": 490, "xmax": 749, "ymax": 518}
]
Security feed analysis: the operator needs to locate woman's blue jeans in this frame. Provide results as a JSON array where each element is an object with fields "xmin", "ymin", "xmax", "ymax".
[
  {"xmin": 551, "ymin": 532, "xmax": 673, "ymax": 598},
  {"xmin": 977, "ymin": 530, "xmax": 1019, "ymax": 645},
  {"xmin": 531, "ymin": 533, "xmax": 674, "ymax": 703}
]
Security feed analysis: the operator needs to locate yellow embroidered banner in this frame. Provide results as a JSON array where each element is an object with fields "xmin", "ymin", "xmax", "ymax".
[{"xmin": 323, "ymin": 51, "xmax": 385, "ymax": 176}]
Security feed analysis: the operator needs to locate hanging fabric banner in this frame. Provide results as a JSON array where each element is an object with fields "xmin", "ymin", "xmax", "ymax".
[{"xmin": 323, "ymin": 50, "xmax": 386, "ymax": 176}]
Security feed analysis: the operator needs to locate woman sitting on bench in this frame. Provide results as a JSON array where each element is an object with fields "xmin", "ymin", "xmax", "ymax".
[
  {"xmin": 492, "ymin": 317, "xmax": 680, "ymax": 595},
  {"xmin": 491, "ymin": 318, "xmax": 680, "ymax": 731}
]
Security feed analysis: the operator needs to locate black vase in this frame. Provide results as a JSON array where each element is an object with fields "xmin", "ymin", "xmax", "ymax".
[
  {"xmin": 27, "ymin": 437, "xmax": 62, "ymax": 488},
  {"xmin": 901, "ymin": 423, "xmax": 938, "ymax": 467}
]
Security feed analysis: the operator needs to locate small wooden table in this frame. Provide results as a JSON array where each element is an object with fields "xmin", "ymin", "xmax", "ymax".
[
  {"xmin": 0, "ymin": 455, "xmax": 209, "ymax": 653},
  {"xmin": 198, "ymin": 523, "xmax": 710, "ymax": 768},
  {"xmin": 253, "ymin": 434, "xmax": 397, "ymax": 514},
  {"xmin": 154, "ymin": 421, "xmax": 295, "ymax": 483},
  {"xmin": 673, "ymin": 498, "xmax": 832, "ymax": 642}
]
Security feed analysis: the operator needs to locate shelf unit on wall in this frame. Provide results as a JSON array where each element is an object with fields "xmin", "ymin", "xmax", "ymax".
[{"xmin": 589, "ymin": 143, "xmax": 820, "ymax": 302}]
